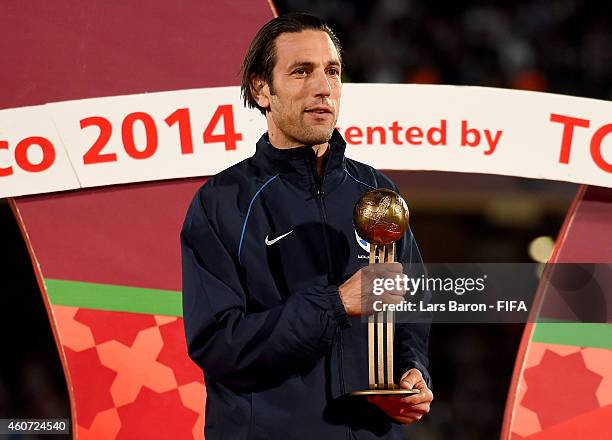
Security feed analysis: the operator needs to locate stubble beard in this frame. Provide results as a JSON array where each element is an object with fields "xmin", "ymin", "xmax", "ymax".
[
  {"xmin": 268, "ymin": 93, "xmax": 338, "ymax": 147},
  {"xmin": 297, "ymin": 120, "xmax": 335, "ymax": 146},
  {"xmin": 273, "ymin": 111, "xmax": 337, "ymax": 147}
]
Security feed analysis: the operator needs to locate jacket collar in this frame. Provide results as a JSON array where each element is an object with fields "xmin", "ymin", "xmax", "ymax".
[{"xmin": 252, "ymin": 129, "xmax": 347, "ymax": 191}]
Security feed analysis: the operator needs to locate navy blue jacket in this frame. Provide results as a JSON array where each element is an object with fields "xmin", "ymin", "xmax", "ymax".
[{"xmin": 181, "ymin": 130, "xmax": 431, "ymax": 440}]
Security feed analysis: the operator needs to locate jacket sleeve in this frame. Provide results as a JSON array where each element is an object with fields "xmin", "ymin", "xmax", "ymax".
[
  {"xmin": 180, "ymin": 189, "xmax": 350, "ymax": 392},
  {"xmin": 394, "ymin": 225, "xmax": 433, "ymax": 390}
]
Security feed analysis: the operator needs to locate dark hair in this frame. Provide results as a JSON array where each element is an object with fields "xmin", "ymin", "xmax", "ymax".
[{"xmin": 240, "ymin": 13, "xmax": 343, "ymax": 114}]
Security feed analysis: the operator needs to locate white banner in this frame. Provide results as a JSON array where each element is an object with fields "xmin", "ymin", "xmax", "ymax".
[{"xmin": 0, "ymin": 84, "xmax": 610, "ymax": 198}]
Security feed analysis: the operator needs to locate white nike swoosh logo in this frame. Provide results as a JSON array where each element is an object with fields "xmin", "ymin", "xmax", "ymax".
[{"xmin": 265, "ymin": 230, "xmax": 293, "ymax": 246}]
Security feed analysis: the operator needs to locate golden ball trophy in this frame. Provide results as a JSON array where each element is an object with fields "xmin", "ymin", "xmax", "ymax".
[{"xmin": 351, "ymin": 189, "xmax": 419, "ymax": 396}]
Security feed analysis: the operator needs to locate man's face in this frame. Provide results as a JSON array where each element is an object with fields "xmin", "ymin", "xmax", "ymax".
[{"xmin": 255, "ymin": 30, "xmax": 342, "ymax": 147}]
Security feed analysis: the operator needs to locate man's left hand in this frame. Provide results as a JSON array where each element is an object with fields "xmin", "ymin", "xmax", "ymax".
[{"xmin": 367, "ymin": 368, "xmax": 433, "ymax": 424}]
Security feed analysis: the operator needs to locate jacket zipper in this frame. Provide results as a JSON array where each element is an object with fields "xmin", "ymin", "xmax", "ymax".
[
  {"xmin": 306, "ymin": 148, "xmax": 332, "ymax": 275},
  {"xmin": 308, "ymin": 149, "xmax": 350, "ymax": 440}
]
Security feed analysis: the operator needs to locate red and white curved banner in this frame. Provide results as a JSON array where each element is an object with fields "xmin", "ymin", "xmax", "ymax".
[{"xmin": 1, "ymin": 83, "xmax": 610, "ymax": 198}]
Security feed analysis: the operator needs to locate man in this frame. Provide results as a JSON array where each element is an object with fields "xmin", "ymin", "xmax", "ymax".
[{"xmin": 181, "ymin": 13, "xmax": 433, "ymax": 439}]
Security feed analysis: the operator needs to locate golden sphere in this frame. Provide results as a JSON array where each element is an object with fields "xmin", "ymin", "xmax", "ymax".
[{"xmin": 353, "ymin": 189, "xmax": 409, "ymax": 245}]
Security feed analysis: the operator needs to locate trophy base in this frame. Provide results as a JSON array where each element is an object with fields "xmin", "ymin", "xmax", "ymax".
[{"xmin": 350, "ymin": 389, "xmax": 420, "ymax": 397}]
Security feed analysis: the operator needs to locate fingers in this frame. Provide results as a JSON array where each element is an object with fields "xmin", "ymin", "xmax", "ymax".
[
  {"xmin": 365, "ymin": 262, "xmax": 403, "ymax": 278},
  {"xmin": 381, "ymin": 293, "xmax": 404, "ymax": 303},
  {"xmin": 391, "ymin": 414, "xmax": 422, "ymax": 424},
  {"xmin": 398, "ymin": 390, "xmax": 433, "ymax": 406},
  {"xmin": 358, "ymin": 263, "xmax": 408, "ymax": 315},
  {"xmin": 367, "ymin": 392, "xmax": 431, "ymax": 406},
  {"xmin": 396, "ymin": 402, "xmax": 430, "ymax": 423},
  {"xmin": 400, "ymin": 368, "xmax": 424, "ymax": 389},
  {"xmin": 398, "ymin": 370, "xmax": 434, "ymax": 406},
  {"xmin": 390, "ymin": 411, "xmax": 426, "ymax": 424},
  {"xmin": 366, "ymin": 370, "xmax": 433, "ymax": 425},
  {"xmin": 367, "ymin": 397, "xmax": 431, "ymax": 425},
  {"xmin": 373, "ymin": 390, "xmax": 430, "ymax": 407},
  {"xmin": 374, "ymin": 263, "xmax": 403, "ymax": 279},
  {"xmin": 399, "ymin": 402, "xmax": 430, "ymax": 416},
  {"xmin": 375, "ymin": 262, "xmax": 403, "ymax": 271}
]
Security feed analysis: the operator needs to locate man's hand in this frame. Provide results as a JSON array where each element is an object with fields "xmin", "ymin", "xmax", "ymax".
[
  {"xmin": 338, "ymin": 263, "xmax": 405, "ymax": 316},
  {"xmin": 367, "ymin": 368, "xmax": 433, "ymax": 424}
]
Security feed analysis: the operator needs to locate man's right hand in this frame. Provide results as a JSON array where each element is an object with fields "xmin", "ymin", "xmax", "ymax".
[{"xmin": 338, "ymin": 263, "xmax": 405, "ymax": 316}]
